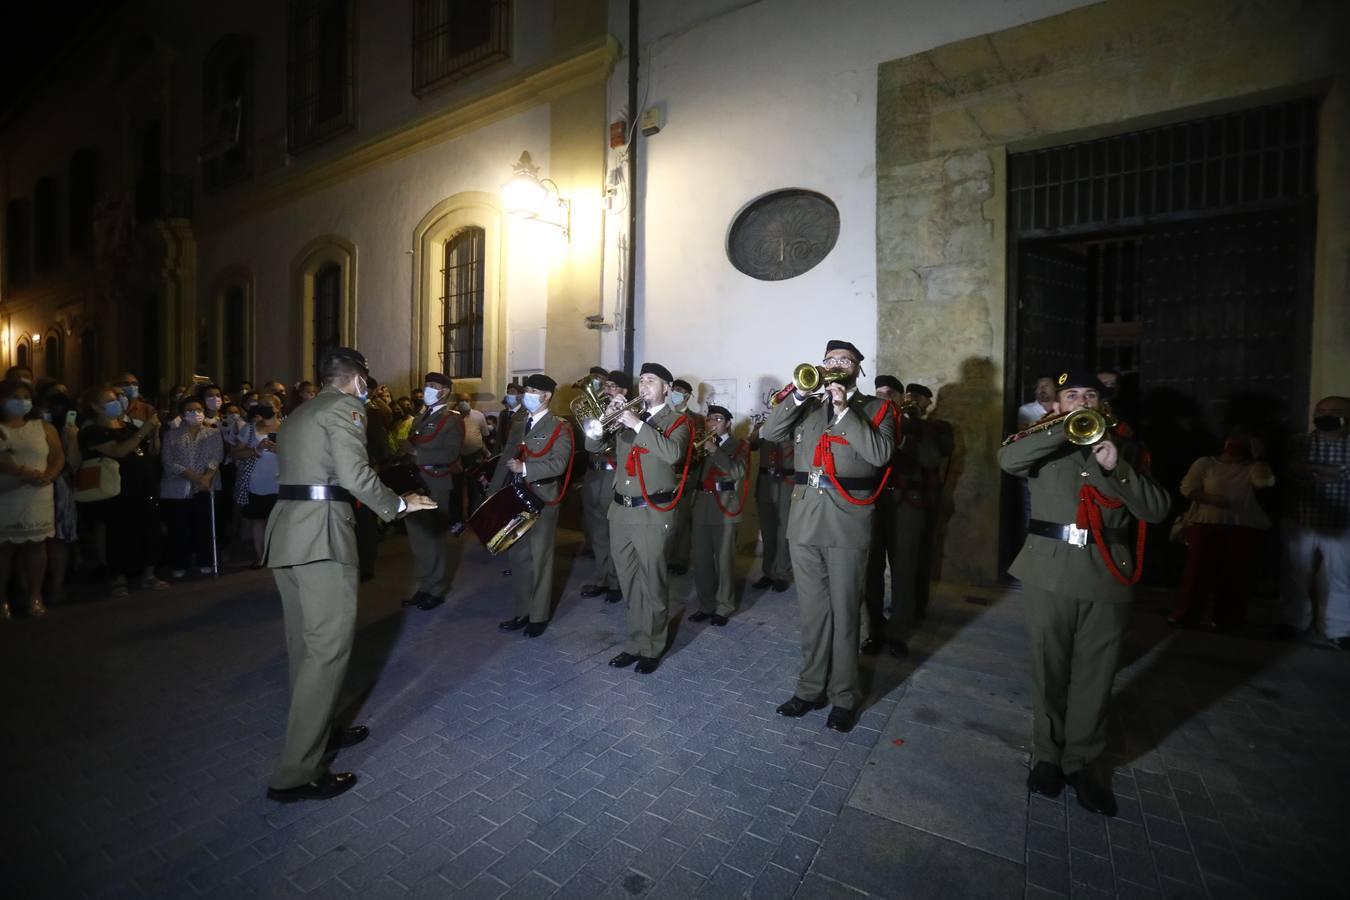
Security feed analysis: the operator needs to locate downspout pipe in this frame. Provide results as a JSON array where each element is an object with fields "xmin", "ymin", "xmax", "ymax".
[{"xmin": 623, "ymin": 0, "xmax": 639, "ymax": 381}]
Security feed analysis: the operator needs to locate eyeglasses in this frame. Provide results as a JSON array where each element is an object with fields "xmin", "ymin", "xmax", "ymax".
[{"xmin": 821, "ymin": 357, "xmax": 854, "ymax": 369}]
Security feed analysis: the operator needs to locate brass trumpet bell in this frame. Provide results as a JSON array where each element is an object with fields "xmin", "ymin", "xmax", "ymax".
[
  {"xmin": 1001, "ymin": 406, "xmax": 1116, "ymax": 446},
  {"xmin": 772, "ymin": 363, "xmax": 849, "ymax": 405}
]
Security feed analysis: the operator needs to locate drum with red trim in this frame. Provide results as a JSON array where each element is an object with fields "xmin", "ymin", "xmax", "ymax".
[{"xmin": 467, "ymin": 478, "xmax": 544, "ymax": 555}]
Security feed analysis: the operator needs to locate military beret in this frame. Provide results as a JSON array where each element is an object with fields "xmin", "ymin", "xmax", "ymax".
[
  {"xmin": 588, "ymin": 365, "xmax": 607, "ymax": 377},
  {"xmin": 825, "ymin": 340, "xmax": 864, "ymax": 362},
  {"xmin": 905, "ymin": 383, "xmax": 933, "ymax": 399},
  {"xmin": 706, "ymin": 405, "xmax": 732, "ymax": 420},
  {"xmin": 640, "ymin": 362, "xmax": 674, "ymax": 384},
  {"xmin": 607, "ymin": 370, "xmax": 631, "ymax": 391},
  {"xmin": 424, "ymin": 372, "xmax": 453, "ymax": 387},
  {"xmin": 325, "ymin": 346, "xmax": 369, "ymax": 375},
  {"xmin": 874, "ymin": 375, "xmax": 903, "ymax": 392},
  {"xmin": 524, "ymin": 373, "xmax": 557, "ymax": 393},
  {"xmin": 1055, "ymin": 370, "xmax": 1105, "ymax": 393},
  {"xmin": 672, "ymin": 379, "xmax": 693, "ymax": 393}
]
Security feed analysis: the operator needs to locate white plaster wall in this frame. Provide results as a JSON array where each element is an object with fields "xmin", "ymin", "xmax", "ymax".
[{"xmin": 601, "ymin": 0, "xmax": 1095, "ymax": 415}]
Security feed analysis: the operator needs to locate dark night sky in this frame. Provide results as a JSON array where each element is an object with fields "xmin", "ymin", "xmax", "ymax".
[{"xmin": 0, "ymin": 1, "xmax": 112, "ymax": 120}]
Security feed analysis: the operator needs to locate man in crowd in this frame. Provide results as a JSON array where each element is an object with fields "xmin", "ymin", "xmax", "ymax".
[
  {"xmin": 493, "ymin": 374, "xmax": 573, "ymax": 637},
  {"xmin": 580, "ymin": 370, "xmax": 628, "ymax": 603},
  {"xmin": 749, "ymin": 415, "xmax": 794, "ymax": 593},
  {"xmin": 401, "ymin": 372, "xmax": 464, "ymax": 611},
  {"xmin": 688, "ymin": 405, "xmax": 748, "ymax": 626},
  {"xmin": 263, "ymin": 347, "xmax": 435, "ymax": 802},
  {"xmin": 1018, "ymin": 376, "xmax": 1056, "ymax": 429},
  {"xmin": 998, "ymin": 370, "xmax": 1169, "ymax": 816},
  {"xmin": 1284, "ymin": 395, "xmax": 1350, "ymax": 649},
  {"xmin": 113, "ymin": 372, "xmax": 158, "ymax": 423},
  {"xmin": 763, "ymin": 340, "xmax": 896, "ymax": 733}
]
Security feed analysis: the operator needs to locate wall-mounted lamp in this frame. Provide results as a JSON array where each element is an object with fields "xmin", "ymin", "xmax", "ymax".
[
  {"xmin": 502, "ymin": 151, "xmax": 570, "ymax": 240},
  {"xmin": 31, "ymin": 333, "xmax": 41, "ymax": 346}
]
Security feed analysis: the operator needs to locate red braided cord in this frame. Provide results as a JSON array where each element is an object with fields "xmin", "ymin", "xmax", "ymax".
[
  {"xmin": 515, "ymin": 419, "xmax": 576, "ymax": 507},
  {"xmin": 630, "ymin": 414, "xmax": 693, "ymax": 513},
  {"xmin": 812, "ymin": 401, "xmax": 898, "ymax": 507},
  {"xmin": 711, "ymin": 441, "xmax": 752, "ymax": 518},
  {"xmin": 1076, "ymin": 484, "xmax": 1148, "ymax": 586}
]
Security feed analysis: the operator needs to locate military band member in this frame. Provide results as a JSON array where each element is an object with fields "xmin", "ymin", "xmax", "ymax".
[
  {"xmin": 595, "ymin": 362, "xmax": 693, "ymax": 674},
  {"xmin": 749, "ymin": 420, "xmax": 795, "ymax": 592},
  {"xmin": 998, "ymin": 370, "xmax": 1169, "ymax": 816},
  {"xmin": 264, "ymin": 348, "xmax": 436, "ymax": 802},
  {"xmin": 762, "ymin": 340, "xmax": 896, "ymax": 732},
  {"xmin": 402, "ymin": 372, "xmax": 465, "ymax": 611},
  {"xmin": 578, "ymin": 366, "xmax": 609, "ymax": 559},
  {"xmin": 901, "ymin": 383, "xmax": 953, "ymax": 624},
  {"xmin": 579, "ymin": 370, "xmax": 629, "ymax": 603},
  {"xmin": 688, "ymin": 406, "xmax": 749, "ymax": 625},
  {"xmin": 862, "ymin": 374, "xmax": 906, "ymax": 656},
  {"xmin": 665, "ymin": 378, "xmax": 699, "ymax": 575},
  {"xmin": 492, "ymin": 374, "xmax": 574, "ymax": 637}
]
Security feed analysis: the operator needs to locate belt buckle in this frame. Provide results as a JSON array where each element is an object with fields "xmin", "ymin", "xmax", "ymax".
[
  {"xmin": 621, "ymin": 495, "xmax": 635, "ymax": 508},
  {"xmin": 1066, "ymin": 524, "xmax": 1088, "ymax": 548},
  {"xmin": 807, "ymin": 471, "xmax": 821, "ymax": 488}
]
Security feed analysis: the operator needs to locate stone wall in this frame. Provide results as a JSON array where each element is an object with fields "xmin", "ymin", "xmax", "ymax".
[{"xmin": 876, "ymin": 0, "xmax": 1350, "ymax": 586}]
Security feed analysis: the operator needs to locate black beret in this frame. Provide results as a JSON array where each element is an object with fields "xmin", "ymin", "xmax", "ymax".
[
  {"xmin": 588, "ymin": 365, "xmax": 607, "ymax": 376},
  {"xmin": 905, "ymin": 383, "xmax": 933, "ymax": 399},
  {"xmin": 607, "ymin": 369, "xmax": 631, "ymax": 391},
  {"xmin": 706, "ymin": 405, "xmax": 732, "ymax": 420},
  {"xmin": 424, "ymin": 372, "xmax": 453, "ymax": 387},
  {"xmin": 825, "ymin": 340, "xmax": 864, "ymax": 362},
  {"xmin": 324, "ymin": 347, "xmax": 369, "ymax": 375},
  {"xmin": 524, "ymin": 373, "xmax": 557, "ymax": 393},
  {"xmin": 671, "ymin": 379, "xmax": 693, "ymax": 392},
  {"xmin": 640, "ymin": 362, "xmax": 674, "ymax": 384},
  {"xmin": 1055, "ymin": 370, "xmax": 1105, "ymax": 393},
  {"xmin": 874, "ymin": 375, "xmax": 903, "ymax": 392}
]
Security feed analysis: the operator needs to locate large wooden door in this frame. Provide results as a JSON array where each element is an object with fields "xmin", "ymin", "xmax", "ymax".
[{"xmin": 1014, "ymin": 244, "xmax": 1091, "ymax": 407}]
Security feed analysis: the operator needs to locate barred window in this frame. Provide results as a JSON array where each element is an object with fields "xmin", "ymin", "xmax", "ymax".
[
  {"xmin": 314, "ymin": 263, "xmax": 342, "ymax": 377},
  {"xmin": 288, "ymin": 0, "xmax": 355, "ymax": 154},
  {"xmin": 5, "ymin": 199, "xmax": 32, "ymax": 286},
  {"xmin": 440, "ymin": 227, "xmax": 484, "ymax": 378},
  {"xmin": 412, "ymin": 0, "xmax": 510, "ymax": 97},
  {"xmin": 44, "ymin": 331, "xmax": 64, "ymax": 379},
  {"xmin": 202, "ymin": 35, "xmax": 255, "ymax": 191}
]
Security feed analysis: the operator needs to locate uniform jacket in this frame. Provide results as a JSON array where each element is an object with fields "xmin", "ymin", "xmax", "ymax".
[
  {"xmin": 587, "ymin": 404, "xmax": 692, "ymax": 518},
  {"xmin": 892, "ymin": 415, "xmax": 953, "ymax": 509},
  {"xmin": 264, "ymin": 385, "xmax": 402, "ymax": 568},
  {"xmin": 761, "ymin": 390, "xmax": 896, "ymax": 547},
  {"xmin": 998, "ymin": 426, "xmax": 1171, "ymax": 602},
  {"xmin": 693, "ymin": 435, "xmax": 749, "ymax": 525},
  {"xmin": 409, "ymin": 404, "xmax": 465, "ymax": 467},
  {"xmin": 751, "ymin": 436, "xmax": 796, "ymax": 482},
  {"xmin": 487, "ymin": 409, "xmax": 573, "ymax": 505}
]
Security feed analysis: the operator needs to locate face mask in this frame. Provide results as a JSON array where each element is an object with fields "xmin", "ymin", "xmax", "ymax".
[
  {"xmin": 458, "ymin": 401, "xmax": 471, "ymax": 413},
  {"xmin": 122, "ymin": 384, "xmax": 139, "ymax": 400},
  {"xmin": 423, "ymin": 387, "xmax": 443, "ymax": 407},
  {"xmin": 1314, "ymin": 415, "xmax": 1345, "ymax": 432},
  {"xmin": 102, "ymin": 400, "xmax": 124, "ymax": 418},
  {"xmin": 505, "ymin": 394, "xmax": 520, "ymax": 409},
  {"xmin": 354, "ymin": 377, "xmax": 369, "ymax": 404},
  {"xmin": 183, "ymin": 410, "xmax": 205, "ymax": 425},
  {"xmin": 4, "ymin": 398, "xmax": 32, "ymax": 418},
  {"xmin": 669, "ymin": 391, "xmax": 686, "ymax": 408},
  {"xmin": 205, "ymin": 396, "xmax": 221, "ymax": 411},
  {"xmin": 522, "ymin": 393, "xmax": 542, "ymax": 413}
]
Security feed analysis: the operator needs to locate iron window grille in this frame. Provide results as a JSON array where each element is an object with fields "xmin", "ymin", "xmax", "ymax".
[
  {"xmin": 288, "ymin": 0, "xmax": 355, "ymax": 154},
  {"xmin": 314, "ymin": 263, "xmax": 343, "ymax": 378},
  {"xmin": 44, "ymin": 331, "xmax": 63, "ymax": 379},
  {"xmin": 412, "ymin": 0, "xmax": 511, "ymax": 97},
  {"xmin": 439, "ymin": 227, "xmax": 485, "ymax": 379},
  {"xmin": 202, "ymin": 35, "xmax": 255, "ymax": 191}
]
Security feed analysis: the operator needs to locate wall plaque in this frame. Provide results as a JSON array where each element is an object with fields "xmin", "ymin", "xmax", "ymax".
[{"xmin": 727, "ymin": 189, "xmax": 840, "ymax": 281}]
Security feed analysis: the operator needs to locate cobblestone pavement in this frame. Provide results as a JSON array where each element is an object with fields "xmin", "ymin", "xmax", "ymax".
[{"xmin": 2, "ymin": 529, "xmax": 1346, "ymax": 899}]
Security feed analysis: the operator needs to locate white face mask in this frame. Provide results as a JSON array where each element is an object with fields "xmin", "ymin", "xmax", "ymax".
[
  {"xmin": 522, "ymin": 392, "xmax": 543, "ymax": 413},
  {"xmin": 504, "ymin": 394, "xmax": 520, "ymax": 409},
  {"xmin": 4, "ymin": 398, "xmax": 32, "ymax": 418},
  {"xmin": 423, "ymin": 387, "xmax": 443, "ymax": 407},
  {"xmin": 669, "ymin": 391, "xmax": 686, "ymax": 408}
]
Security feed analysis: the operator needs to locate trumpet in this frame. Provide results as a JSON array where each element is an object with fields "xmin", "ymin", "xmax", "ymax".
[
  {"xmin": 692, "ymin": 428, "xmax": 722, "ymax": 458},
  {"xmin": 771, "ymin": 363, "xmax": 850, "ymax": 405},
  {"xmin": 1001, "ymin": 407, "xmax": 1116, "ymax": 447},
  {"xmin": 573, "ymin": 393, "xmax": 645, "ymax": 440}
]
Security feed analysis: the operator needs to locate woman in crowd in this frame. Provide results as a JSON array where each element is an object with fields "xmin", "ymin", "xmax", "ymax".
[
  {"xmin": 199, "ymin": 383, "xmax": 226, "ymax": 427},
  {"xmin": 78, "ymin": 384, "xmax": 167, "ymax": 597},
  {"xmin": 159, "ymin": 396, "xmax": 225, "ymax": 578},
  {"xmin": 36, "ymin": 384, "xmax": 80, "ymax": 606},
  {"xmin": 233, "ymin": 403, "xmax": 280, "ymax": 567},
  {"xmin": 0, "ymin": 381, "xmax": 64, "ymax": 620},
  {"xmin": 289, "ymin": 380, "xmax": 317, "ymax": 415},
  {"xmin": 389, "ymin": 396, "xmax": 415, "ymax": 454},
  {"xmin": 1171, "ymin": 432, "xmax": 1275, "ymax": 630}
]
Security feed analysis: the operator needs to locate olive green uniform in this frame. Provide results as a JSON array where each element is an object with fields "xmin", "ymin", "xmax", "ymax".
[
  {"xmin": 998, "ymin": 426, "xmax": 1169, "ymax": 774},
  {"xmin": 405, "ymin": 404, "xmax": 464, "ymax": 598},
  {"xmin": 762, "ymin": 390, "xmax": 895, "ymax": 708},
  {"xmin": 263, "ymin": 386, "xmax": 402, "ymax": 789},
  {"xmin": 589, "ymin": 405, "xmax": 692, "ymax": 658},
  {"xmin": 666, "ymin": 410, "xmax": 703, "ymax": 570},
  {"xmin": 582, "ymin": 439, "xmax": 620, "ymax": 592},
  {"xmin": 692, "ymin": 435, "xmax": 749, "ymax": 615},
  {"xmin": 488, "ymin": 409, "xmax": 573, "ymax": 623},
  {"xmin": 751, "ymin": 436, "xmax": 795, "ymax": 582}
]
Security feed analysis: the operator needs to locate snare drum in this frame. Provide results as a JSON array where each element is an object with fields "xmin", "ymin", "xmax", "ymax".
[{"xmin": 468, "ymin": 478, "xmax": 545, "ymax": 555}]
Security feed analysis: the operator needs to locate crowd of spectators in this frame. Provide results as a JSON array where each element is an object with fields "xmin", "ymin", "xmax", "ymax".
[{"xmin": 0, "ymin": 365, "xmax": 518, "ymax": 621}]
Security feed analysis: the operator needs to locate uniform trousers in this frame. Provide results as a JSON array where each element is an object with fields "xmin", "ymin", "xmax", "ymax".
[
  {"xmin": 582, "ymin": 468, "xmax": 619, "ymax": 590},
  {"xmin": 1024, "ymin": 587, "xmax": 1129, "ymax": 774},
  {"xmin": 406, "ymin": 473, "xmax": 454, "ymax": 596},
  {"xmin": 270, "ymin": 559, "xmax": 357, "ymax": 789},
  {"xmin": 510, "ymin": 502, "xmax": 561, "ymax": 622},
  {"xmin": 790, "ymin": 541, "xmax": 869, "ymax": 708},
  {"xmin": 756, "ymin": 476, "xmax": 793, "ymax": 581},
  {"xmin": 666, "ymin": 493, "xmax": 694, "ymax": 569},
  {"xmin": 693, "ymin": 517, "xmax": 737, "ymax": 615},
  {"xmin": 1283, "ymin": 524, "xmax": 1350, "ymax": 639},
  {"xmin": 610, "ymin": 506, "xmax": 673, "ymax": 657}
]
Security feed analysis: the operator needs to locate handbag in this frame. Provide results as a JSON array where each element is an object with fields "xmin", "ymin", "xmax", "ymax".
[
  {"xmin": 74, "ymin": 457, "xmax": 122, "ymax": 502},
  {"xmin": 1169, "ymin": 501, "xmax": 1197, "ymax": 545}
]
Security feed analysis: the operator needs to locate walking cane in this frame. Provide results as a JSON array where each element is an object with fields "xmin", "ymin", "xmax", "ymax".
[{"xmin": 208, "ymin": 479, "xmax": 219, "ymax": 577}]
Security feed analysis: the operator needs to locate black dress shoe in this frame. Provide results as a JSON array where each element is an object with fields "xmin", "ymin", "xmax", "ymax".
[
  {"xmin": 634, "ymin": 656, "xmax": 661, "ymax": 674},
  {"xmin": 499, "ymin": 616, "xmax": 529, "ymax": 631},
  {"xmin": 327, "ymin": 725, "xmax": 370, "ymax": 751},
  {"xmin": 688, "ymin": 611, "xmax": 712, "ymax": 623},
  {"xmin": 776, "ymin": 695, "xmax": 826, "ymax": 718},
  {"xmin": 266, "ymin": 772, "xmax": 357, "ymax": 803},
  {"xmin": 1066, "ymin": 767, "xmax": 1117, "ymax": 816},
  {"xmin": 860, "ymin": 637, "xmax": 881, "ymax": 655},
  {"xmin": 886, "ymin": 639, "xmax": 909, "ymax": 659},
  {"xmin": 609, "ymin": 652, "xmax": 639, "ymax": 668},
  {"xmin": 709, "ymin": 614, "xmax": 729, "ymax": 627},
  {"xmin": 416, "ymin": 593, "xmax": 445, "ymax": 611},
  {"xmin": 751, "ymin": 576, "xmax": 773, "ymax": 589},
  {"xmin": 580, "ymin": 584, "xmax": 607, "ymax": 598},
  {"xmin": 1026, "ymin": 761, "xmax": 1065, "ymax": 798},
  {"xmin": 604, "ymin": 590, "xmax": 622, "ymax": 603},
  {"xmin": 524, "ymin": 621, "xmax": 548, "ymax": 637},
  {"xmin": 402, "ymin": 592, "xmax": 427, "ymax": 608},
  {"xmin": 771, "ymin": 580, "xmax": 790, "ymax": 593},
  {"xmin": 826, "ymin": 706, "xmax": 858, "ymax": 733}
]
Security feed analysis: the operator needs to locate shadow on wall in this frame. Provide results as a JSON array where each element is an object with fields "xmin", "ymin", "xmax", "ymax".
[{"xmin": 930, "ymin": 355, "xmax": 999, "ymax": 584}]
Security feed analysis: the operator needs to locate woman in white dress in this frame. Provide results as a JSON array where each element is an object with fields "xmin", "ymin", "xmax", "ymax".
[{"xmin": 0, "ymin": 381, "xmax": 64, "ymax": 620}]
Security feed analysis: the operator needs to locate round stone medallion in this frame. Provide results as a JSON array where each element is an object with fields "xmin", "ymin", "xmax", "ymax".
[{"xmin": 727, "ymin": 189, "xmax": 840, "ymax": 281}]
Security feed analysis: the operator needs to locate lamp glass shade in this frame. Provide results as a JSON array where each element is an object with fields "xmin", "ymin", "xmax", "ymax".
[{"xmin": 502, "ymin": 172, "xmax": 547, "ymax": 217}]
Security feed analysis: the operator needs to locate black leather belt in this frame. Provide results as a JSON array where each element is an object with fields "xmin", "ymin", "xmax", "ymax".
[
  {"xmin": 759, "ymin": 468, "xmax": 792, "ymax": 478},
  {"xmin": 277, "ymin": 484, "xmax": 354, "ymax": 503},
  {"xmin": 793, "ymin": 472, "xmax": 879, "ymax": 491},
  {"xmin": 531, "ymin": 475, "xmax": 564, "ymax": 487},
  {"xmin": 613, "ymin": 490, "xmax": 676, "ymax": 509},
  {"xmin": 1028, "ymin": 519, "xmax": 1133, "ymax": 548},
  {"xmin": 589, "ymin": 460, "xmax": 616, "ymax": 471},
  {"xmin": 698, "ymin": 480, "xmax": 736, "ymax": 493}
]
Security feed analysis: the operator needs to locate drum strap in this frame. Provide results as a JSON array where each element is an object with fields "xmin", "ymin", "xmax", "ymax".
[{"xmin": 515, "ymin": 419, "xmax": 575, "ymax": 506}]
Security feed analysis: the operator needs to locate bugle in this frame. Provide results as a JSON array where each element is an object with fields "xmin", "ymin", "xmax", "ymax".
[
  {"xmin": 771, "ymin": 363, "xmax": 849, "ymax": 405},
  {"xmin": 1001, "ymin": 407, "xmax": 1115, "ymax": 447}
]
